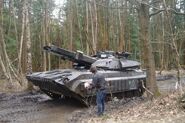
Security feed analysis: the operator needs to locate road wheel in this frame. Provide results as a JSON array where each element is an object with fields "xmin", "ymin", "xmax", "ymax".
[{"xmin": 41, "ymin": 89, "xmax": 61, "ymax": 100}]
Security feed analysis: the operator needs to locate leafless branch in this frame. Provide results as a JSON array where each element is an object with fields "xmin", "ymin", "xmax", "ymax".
[
  {"xmin": 142, "ymin": 81, "xmax": 154, "ymax": 96},
  {"xmin": 150, "ymin": 0, "xmax": 162, "ymax": 5},
  {"xmin": 135, "ymin": 0, "xmax": 185, "ymax": 17},
  {"xmin": 149, "ymin": 9, "xmax": 165, "ymax": 17}
]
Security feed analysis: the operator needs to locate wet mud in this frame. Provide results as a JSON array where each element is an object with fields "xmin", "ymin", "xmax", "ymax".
[{"xmin": 0, "ymin": 91, "xmax": 84, "ymax": 123}]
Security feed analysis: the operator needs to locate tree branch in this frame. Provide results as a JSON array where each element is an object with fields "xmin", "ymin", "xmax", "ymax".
[
  {"xmin": 170, "ymin": 8, "xmax": 185, "ymax": 15},
  {"xmin": 149, "ymin": 9, "xmax": 165, "ymax": 17},
  {"xmin": 149, "ymin": 8, "xmax": 185, "ymax": 18},
  {"xmin": 136, "ymin": 0, "xmax": 185, "ymax": 17}
]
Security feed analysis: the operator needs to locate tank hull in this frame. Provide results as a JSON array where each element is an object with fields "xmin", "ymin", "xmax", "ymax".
[{"xmin": 26, "ymin": 69, "xmax": 146, "ymax": 105}]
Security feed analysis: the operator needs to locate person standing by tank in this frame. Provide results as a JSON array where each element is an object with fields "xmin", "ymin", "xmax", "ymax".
[{"xmin": 89, "ymin": 66, "xmax": 106, "ymax": 116}]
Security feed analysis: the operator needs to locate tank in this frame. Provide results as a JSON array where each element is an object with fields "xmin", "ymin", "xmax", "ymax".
[{"xmin": 26, "ymin": 45, "xmax": 146, "ymax": 105}]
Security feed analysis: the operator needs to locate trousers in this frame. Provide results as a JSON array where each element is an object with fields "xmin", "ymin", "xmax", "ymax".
[{"xmin": 96, "ymin": 89, "xmax": 106, "ymax": 115}]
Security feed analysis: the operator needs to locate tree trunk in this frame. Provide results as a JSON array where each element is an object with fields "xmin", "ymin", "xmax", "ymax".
[
  {"xmin": 18, "ymin": 0, "xmax": 26, "ymax": 74},
  {"xmin": 163, "ymin": 0, "xmax": 182, "ymax": 93},
  {"xmin": 86, "ymin": 0, "xmax": 90, "ymax": 55},
  {"xmin": 138, "ymin": 1, "xmax": 159, "ymax": 97},
  {"xmin": 0, "ymin": 0, "xmax": 13, "ymax": 85},
  {"xmin": 25, "ymin": 0, "xmax": 33, "ymax": 89},
  {"xmin": 75, "ymin": 0, "xmax": 83, "ymax": 50},
  {"xmin": 89, "ymin": 2, "xmax": 96, "ymax": 54},
  {"xmin": 42, "ymin": 0, "xmax": 47, "ymax": 71},
  {"xmin": 93, "ymin": 0, "xmax": 98, "ymax": 52},
  {"xmin": 118, "ymin": 0, "xmax": 125, "ymax": 51},
  {"xmin": 69, "ymin": 1, "xmax": 73, "ymax": 51}
]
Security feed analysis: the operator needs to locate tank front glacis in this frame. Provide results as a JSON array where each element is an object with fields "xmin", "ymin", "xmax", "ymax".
[{"xmin": 26, "ymin": 45, "xmax": 146, "ymax": 105}]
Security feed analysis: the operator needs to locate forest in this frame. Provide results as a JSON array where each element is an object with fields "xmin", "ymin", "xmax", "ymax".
[
  {"xmin": 0, "ymin": 0, "xmax": 185, "ymax": 93},
  {"xmin": 1, "ymin": 0, "xmax": 185, "ymax": 122}
]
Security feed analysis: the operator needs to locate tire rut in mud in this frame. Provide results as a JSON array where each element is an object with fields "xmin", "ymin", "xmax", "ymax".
[{"xmin": 0, "ymin": 91, "xmax": 83, "ymax": 123}]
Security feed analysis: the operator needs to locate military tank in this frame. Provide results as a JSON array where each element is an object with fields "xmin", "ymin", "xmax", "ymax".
[{"xmin": 26, "ymin": 45, "xmax": 146, "ymax": 105}]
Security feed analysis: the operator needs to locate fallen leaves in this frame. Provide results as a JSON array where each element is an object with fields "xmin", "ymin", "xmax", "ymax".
[{"xmin": 68, "ymin": 91, "xmax": 185, "ymax": 123}]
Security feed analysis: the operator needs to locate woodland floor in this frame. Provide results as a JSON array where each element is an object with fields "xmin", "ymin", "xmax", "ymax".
[
  {"xmin": 68, "ymin": 70, "xmax": 185, "ymax": 123},
  {"xmin": 68, "ymin": 92, "xmax": 185, "ymax": 123}
]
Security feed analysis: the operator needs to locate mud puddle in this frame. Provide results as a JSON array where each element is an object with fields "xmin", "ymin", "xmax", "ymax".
[
  {"xmin": 0, "ymin": 91, "xmax": 84, "ymax": 123},
  {"xmin": 157, "ymin": 76, "xmax": 185, "ymax": 93}
]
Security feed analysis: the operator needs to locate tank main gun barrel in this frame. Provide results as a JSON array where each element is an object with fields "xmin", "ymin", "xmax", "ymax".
[{"xmin": 43, "ymin": 45, "xmax": 97, "ymax": 67}]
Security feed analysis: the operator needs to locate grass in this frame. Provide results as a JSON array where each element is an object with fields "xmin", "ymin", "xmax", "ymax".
[{"xmin": 101, "ymin": 114, "xmax": 110, "ymax": 120}]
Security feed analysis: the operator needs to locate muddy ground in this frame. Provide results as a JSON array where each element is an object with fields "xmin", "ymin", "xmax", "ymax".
[
  {"xmin": 0, "ymin": 71, "xmax": 185, "ymax": 123},
  {"xmin": 0, "ymin": 91, "xmax": 84, "ymax": 123}
]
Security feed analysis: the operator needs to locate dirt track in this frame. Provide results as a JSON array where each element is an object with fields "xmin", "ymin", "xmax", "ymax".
[{"xmin": 0, "ymin": 91, "xmax": 84, "ymax": 123}]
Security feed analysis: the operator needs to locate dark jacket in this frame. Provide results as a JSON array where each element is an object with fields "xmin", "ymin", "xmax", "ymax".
[{"xmin": 92, "ymin": 72, "xmax": 106, "ymax": 90}]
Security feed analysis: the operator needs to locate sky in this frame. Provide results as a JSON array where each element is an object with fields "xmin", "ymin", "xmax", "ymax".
[
  {"xmin": 53, "ymin": 0, "xmax": 66, "ymax": 18},
  {"xmin": 55, "ymin": 0, "xmax": 65, "ymax": 6}
]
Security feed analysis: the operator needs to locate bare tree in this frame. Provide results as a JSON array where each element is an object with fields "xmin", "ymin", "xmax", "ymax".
[
  {"xmin": 0, "ymin": 0, "xmax": 13, "ymax": 85},
  {"xmin": 163, "ymin": 0, "xmax": 182, "ymax": 94},
  {"xmin": 25, "ymin": 0, "xmax": 33, "ymax": 89},
  {"xmin": 89, "ymin": 1, "xmax": 96, "ymax": 54},
  {"xmin": 138, "ymin": 0, "xmax": 159, "ymax": 97},
  {"xmin": 18, "ymin": 0, "xmax": 26, "ymax": 74}
]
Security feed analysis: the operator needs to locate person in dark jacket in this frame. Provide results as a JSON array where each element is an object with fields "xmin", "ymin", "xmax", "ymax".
[{"xmin": 90, "ymin": 66, "xmax": 106, "ymax": 116}]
